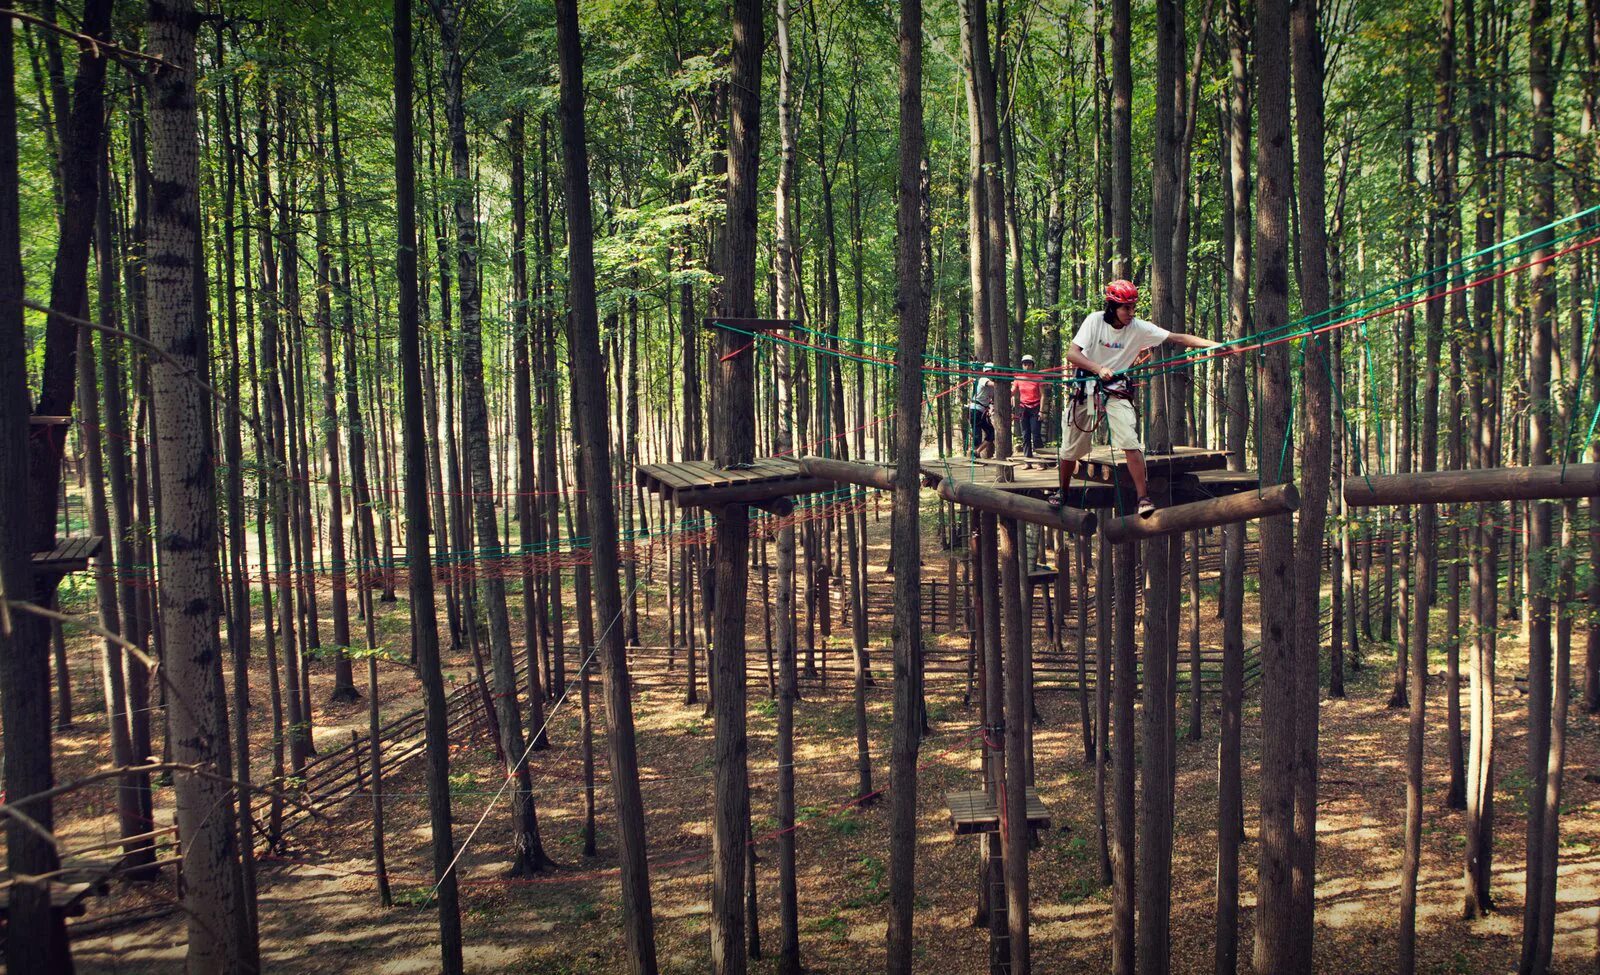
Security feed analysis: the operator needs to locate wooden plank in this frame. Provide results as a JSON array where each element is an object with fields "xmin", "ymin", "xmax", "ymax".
[
  {"xmin": 675, "ymin": 460, "xmax": 741, "ymax": 488},
  {"xmin": 946, "ymin": 787, "xmax": 1052, "ymax": 835},
  {"xmin": 673, "ymin": 477, "xmax": 836, "ymax": 509},
  {"xmin": 638, "ymin": 463, "xmax": 696, "ymax": 492},
  {"xmin": 31, "ymin": 536, "xmax": 104, "ymax": 573}
]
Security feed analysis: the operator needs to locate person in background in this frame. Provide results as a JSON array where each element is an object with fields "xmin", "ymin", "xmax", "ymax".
[
  {"xmin": 1049, "ymin": 279, "xmax": 1228, "ymax": 516},
  {"xmin": 1012, "ymin": 353, "xmax": 1047, "ymax": 457},
  {"xmin": 967, "ymin": 362, "xmax": 996, "ymax": 458}
]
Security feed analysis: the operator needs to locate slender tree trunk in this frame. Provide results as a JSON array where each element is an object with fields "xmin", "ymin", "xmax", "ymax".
[
  {"xmin": 437, "ymin": 0, "xmax": 548, "ymax": 874},
  {"xmin": 1252, "ymin": 0, "xmax": 1298, "ymax": 969},
  {"xmin": 773, "ymin": 2, "xmax": 803, "ymax": 968},
  {"xmin": 1462, "ymin": 0, "xmax": 1499, "ymax": 917},
  {"xmin": 1290, "ymin": 0, "xmax": 1332, "ymax": 962},
  {"xmin": 553, "ymin": 4, "xmax": 661, "ymax": 970},
  {"xmin": 1520, "ymin": 0, "xmax": 1560, "ymax": 965},
  {"xmin": 394, "ymin": 0, "xmax": 464, "ymax": 966},
  {"xmin": 886, "ymin": 0, "xmax": 927, "ymax": 966},
  {"xmin": 313, "ymin": 84, "xmax": 357, "ymax": 704}
]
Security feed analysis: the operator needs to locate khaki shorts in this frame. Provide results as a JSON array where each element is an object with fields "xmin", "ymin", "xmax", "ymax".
[{"xmin": 1059, "ymin": 394, "xmax": 1143, "ymax": 460}]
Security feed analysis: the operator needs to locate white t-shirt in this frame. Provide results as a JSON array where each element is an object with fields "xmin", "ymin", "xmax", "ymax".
[
  {"xmin": 969, "ymin": 376, "xmax": 993, "ymax": 411},
  {"xmin": 1069, "ymin": 312, "xmax": 1170, "ymax": 375}
]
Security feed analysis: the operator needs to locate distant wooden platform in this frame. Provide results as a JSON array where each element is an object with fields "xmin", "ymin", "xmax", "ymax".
[
  {"xmin": 0, "ymin": 858, "xmax": 117, "ymax": 923},
  {"xmin": 31, "ymin": 535, "xmax": 104, "ymax": 575},
  {"xmin": 946, "ymin": 787, "xmax": 1052, "ymax": 835},
  {"xmin": 635, "ymin": 458, "xmax": 834, "ymax": 508}
]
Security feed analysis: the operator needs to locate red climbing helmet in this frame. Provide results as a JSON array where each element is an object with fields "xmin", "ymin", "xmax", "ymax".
[{"xmin": 1104, "ymin": 279, "xmax": 1140, "ymax": 305}]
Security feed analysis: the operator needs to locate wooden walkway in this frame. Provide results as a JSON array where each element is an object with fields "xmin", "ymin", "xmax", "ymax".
[
  {"xmin": 31, "ymin": 535, "xmax": 104, "ymax": 575},
  {"xmin": 636, "ymin": 458, "xmax": 834, "ymax": 508},
  {"xmin": 946, "ymin": 787, "xmax": 1052, "ymax": 835},
  {"xmin": 920, "ymin": 447, "xmax": 1249, "ymax": 510},
  {"xmin": 638, "ymin": 447, "xmax": 1251, "ymax": 512}
]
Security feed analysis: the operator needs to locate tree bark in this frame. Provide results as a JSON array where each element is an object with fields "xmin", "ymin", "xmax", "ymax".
[
  {"xmin": 554, "ymin": 3, "xmax": 661, "ymax": 970},
  {"xmin": 394, "ymin": 0, "xmax": 464, "ymax": 965},
  {"xmin": 144, "ymin": 2, "xmax": 254, "ymax": 965},
  {"xmin": 773, "ymin": 0, "xmax": 803, "ymax": 968},
  {"xmin": 1290, "ymin": 0, "xmax": 1332, "ymax": 962},
  {"xmin": 1252, "ymin": 0, "xmax": 1299, "ymax": 970}
]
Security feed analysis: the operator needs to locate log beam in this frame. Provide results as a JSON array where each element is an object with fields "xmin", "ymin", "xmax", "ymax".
[
  {"xmin": 1342, "ymin": 463, "xmax": 1600, "ymax": 507},
  {"xmin": 938, "ymin": 477, "xmax": 1098, "ymax": 536},
  {"xmin": 1102, "ymin": 483, "xmax": 1300, "ymax": 544},
  {"xmin": 799, "ymin": 456, "xmax": 1098, "ymax": 536},
  {"xmin": 797, "ymin": 456, "xmax": 898, "ymax": 491}
]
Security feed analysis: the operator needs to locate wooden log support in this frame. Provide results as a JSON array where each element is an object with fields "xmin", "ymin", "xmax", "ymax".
[
  {"xmin": 1342, "ymin": 463, "xmax": 1600, "ymax": 506},
  {"xmin": 801, "ymin": 455, "xmax": 1097, "ymax": 535},
  {"xmin": 939, "ymin": 478, "xmax": 1097, "ymax": 536},
  {"xmin": 797, "ymin": 456, "xmax": 898, "ymax": 491},
  {"xmin": 1101, "ymin": 483, "xmax": 1301, "ymax": 545}
]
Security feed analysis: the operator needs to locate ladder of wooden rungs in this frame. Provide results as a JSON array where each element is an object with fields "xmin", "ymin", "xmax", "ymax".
[{"xmin": 988, "ymin": 841, "xmax": 1011, "ymax": 975}]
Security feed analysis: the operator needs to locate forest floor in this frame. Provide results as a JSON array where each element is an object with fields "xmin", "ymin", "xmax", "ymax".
[{"xmin": 33, "ymin": 497, "xmax": 1600, "ymax": 974}]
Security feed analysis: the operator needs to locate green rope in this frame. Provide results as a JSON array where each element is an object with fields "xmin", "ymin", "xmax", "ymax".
[
  {"xmin": 1272, "ymin": 347, "xmax": 1299, "ymax": 486},
  {"xmin": 1131, "ymin": 218, "xmax": 1600, "ymax": 381}
]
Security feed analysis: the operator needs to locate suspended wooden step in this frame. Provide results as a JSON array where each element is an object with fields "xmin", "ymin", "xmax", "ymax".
[
  {"xmin": 635, "ymin": 458, "xmax": 834, "ymax": 509},
  {"xmin": 798, "ymin": 456, "xmax": 1097, "ymax": 536},
  {"xmin": 1101, "ymin": 484, "xmax": 1300, "ymax": 544},
  {"xmin": 31, "ymin": 535, "xmax": 104, "ymax": 575},
  {"xmin": 1343, "ymin": 463, "xmax": 1600, "ymax": 506},
  {"xmin": 945, "ymin": 787, "xmax": 1052, "ymax": 836},
  {"xmin": 920, "ymin": 448, "xmax": 1257, "ymax": 512}
]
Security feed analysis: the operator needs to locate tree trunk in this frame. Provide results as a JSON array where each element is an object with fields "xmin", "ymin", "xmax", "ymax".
[
  {"xmin": 1290, "ymin": 0, "xmax": 1333, "ymax": 961},
  {"xmin": 0, "ymin": 13, "xmax": 70, "ymax": 971},
  {"xmin": 313, "ymin": 84, "xmax": 357, "ymax": 704},
  {"xmin": 886, "ymin": 0, "xmax": 929, "ymax": 951},
  {"xmin": 437, "ymin": 0, "xmax": 549, "ymax": 875},
  {"xmin": 1520, "ymin": 0, "xmax": 1560, "ymax": 966},
  {"xmin": 1252, "ymin": 0, "xmax": 1299, "ymax": 969},
  {"xmin": 393, "ymin": 0, "xmax": 464, "ymax": 966},
  {"xmin": 144, "ymin": 3, "xmax": 254, "ymax": 965},
  {"xmin": 773, "ymin": 0, "xmax": 803, "ymax": 967},
  {"xmin": 553, "ymin": 3, "xmax": 662, "ymax": 970}
]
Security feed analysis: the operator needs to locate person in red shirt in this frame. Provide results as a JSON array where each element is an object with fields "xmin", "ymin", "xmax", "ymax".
[{"xmin": 1011, "ymin": 354, "xmax": 1047, "ymax": 457}]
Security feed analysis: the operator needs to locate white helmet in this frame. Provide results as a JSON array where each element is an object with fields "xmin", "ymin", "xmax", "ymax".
[
  {"xmin": 1020, "ymin": 354, "xmax": 1035, "ymax": 364},
  {"xmin": 982, "ymin": 361, "xmax": 995, "ymax": 371}
]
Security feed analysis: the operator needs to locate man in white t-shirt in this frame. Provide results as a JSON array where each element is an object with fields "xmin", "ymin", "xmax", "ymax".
[{"xmin": 1050, "ymin": 279, "xmax": 1227, "ymax": 516}]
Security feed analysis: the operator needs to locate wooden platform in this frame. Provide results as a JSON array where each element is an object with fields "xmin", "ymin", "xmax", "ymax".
[
  {"xmin": 921, "ymin": 448, "xmax": 1251, "ymax": 511},
  {"xmin": 946, "ymin": 787, "xmax": 1052, "ymax": 835},
  {"xmin": 635, "ymin": 458, "xmax": 835, "ymax": 508},
  {"xmin": 0, "ymin": 858, "xmax": 117, "ymax": 923},
  {"xmin": 31, "ymin": 535, "xmax": 104, "ymax": 575},
  {"xmin": 638, "ymin": 447, "xmax": 1251, "ymax": 512}
]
